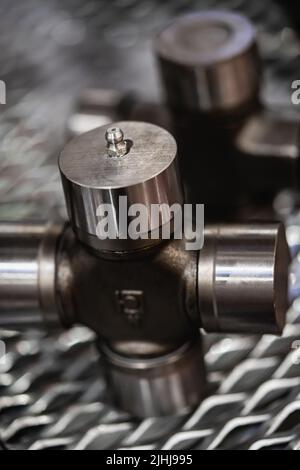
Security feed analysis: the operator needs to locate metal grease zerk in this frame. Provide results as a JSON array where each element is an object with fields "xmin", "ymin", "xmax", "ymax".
[{"xmin": 0, "ymin": 118, "xmax": 290, "ymax": 418}]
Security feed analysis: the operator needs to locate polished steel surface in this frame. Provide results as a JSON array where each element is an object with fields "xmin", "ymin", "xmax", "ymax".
[
  {"xmin": 38, "ymin": 221, "xmax": 66, "ymax": 327},
  {"xmin": 59, "ymin": 121, "xmax": 182, "ymax": 252},
  {"xmin": 100, "ymin": 337, "xmax": 205, "ymax": 418},
  {"xmin": 198, "ymin": 223, "xmax": 290, "ymax": 334},
  {"xmin": 0, "ymin": 221, "xmax": 63, "ymax": 330},
  {"xmin": 0, "ymin": 222, "xmax": 44, "ymax": 317},
  {"xmin": 155, "ymin": 10, "xmax": 260, "ymax": 112}
]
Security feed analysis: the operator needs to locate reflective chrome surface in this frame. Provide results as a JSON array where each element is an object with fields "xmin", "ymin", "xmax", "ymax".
[
  {"xmin": 0, "ymin": 221, "xmax": 63, "ymax": 330},
  {"xmin": 59, "ymin": 121, "xmax": 182, "ymax": 253},
  {"xmin": 100, "ymin": 337, "xmax": 206, "ymax": 418},
  {"xmin": 198, "ymin": 223, "xmax": 290, "ymax": 334}
]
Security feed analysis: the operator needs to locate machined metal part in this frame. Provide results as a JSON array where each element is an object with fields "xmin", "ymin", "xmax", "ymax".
[
  {"xmin": 154, "ymin": 11, "xmax": 261, "ymax": 213},
  {"xmin": 100, "ymin": 337, "xmax": 206, "ymax": 418},
  {"xmin": 105, "ymin": 127, "xmax": 130, "ymax": 158},
  {"xmin": 56, "ymin": 226, "xmax": 198, "ymax": 348},
  {"xmin": 0, "ymin": 221, "xmax": 63, "ymax": 330},
  {"xmin": 54, "ymin": 220, "xmax": 290, "ymax": 345},
  {"xmin": 198, "ymin": 224, "xmax": 290, "ymax": 334},
  {"xmin": 0, "ymin": 218, "xmax": 290, "ymax": 417},
  {"xmin": 155, "ymin": 10, "xmax": 260, "ymax": 113},
  {"xmin": 59, "ymin": 121, "xmax": 182, "ymax": 253},
  {"xmin": 0, "ymin": 119, "xmax": 292, "ymax": 418},
  {"xmin": 0, "ymin": 0, "xmax": 298, "ymax": 450}
]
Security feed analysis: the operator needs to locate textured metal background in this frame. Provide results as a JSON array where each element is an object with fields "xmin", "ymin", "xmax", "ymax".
[{"xmin": 1, "ymin": 0, "xmax": 300, "ymax": 450}]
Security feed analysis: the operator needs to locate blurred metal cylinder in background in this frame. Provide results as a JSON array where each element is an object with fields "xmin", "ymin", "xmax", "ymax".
[
  {"xmin": 155, "ymin": 10, "xmax": 260, "ymax": 114},
  {"xmin": 0, "ymin": 221, "xmax": 63, "ymax": 330},
  {"xmin": 67, "ymin": 88, "xmax": 137, "ymax": 138},
  {"xmin": 154, "ymin": 11, "xmax": 261, "ymax": 215}
]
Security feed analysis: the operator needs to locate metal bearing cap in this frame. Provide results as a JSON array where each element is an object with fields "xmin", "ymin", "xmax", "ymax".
[
  {"xmin": 0, "ymin": 220, "xmax": 64, "ymax": 330},
  {"xmin": 59, "ymin": 121, "xmax": 182, "ymax": 254},
  {"xmin": 198, "ymin": 224, "xmax": 291, "ymax": 334},
  {"xmin": 100, "ymin": 336, "xmax": 205, "ymax": 418},
  {"xmin": 155, "ymin": 10, "xmax": 260, "ymax": 113}
]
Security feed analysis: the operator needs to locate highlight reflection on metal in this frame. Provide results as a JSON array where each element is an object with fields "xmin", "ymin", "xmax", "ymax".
[
  {"xmin": 59, "ymin": 121, "xmax": 182, "ymax": 253},
  {"xmin": 0, "ymin": 0, "xmax": 300, "ymax": 451},
  {"xmin": 199, "ymin": 224, "xmax": 290, "ymax": 334}
]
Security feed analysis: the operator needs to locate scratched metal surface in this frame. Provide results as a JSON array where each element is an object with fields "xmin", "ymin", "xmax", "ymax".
[{"xmin": 1, "ymin": 0, "xmax": 300, "ymax": 450}]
